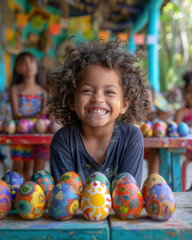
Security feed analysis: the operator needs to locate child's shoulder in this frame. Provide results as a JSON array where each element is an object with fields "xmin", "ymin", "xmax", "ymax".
[{"xmin": 117, "ymin": 122, "xmax": 142, "ymax": 135}]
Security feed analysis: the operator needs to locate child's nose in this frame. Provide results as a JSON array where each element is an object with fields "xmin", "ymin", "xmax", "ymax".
[{"xmin": 92, "ymin": 94, "xmax": 104, "ymax": 103}]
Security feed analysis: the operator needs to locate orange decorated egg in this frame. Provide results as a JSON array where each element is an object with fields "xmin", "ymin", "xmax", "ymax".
[
  {"xmin": 0, "ymin": 179, "xmax": 11, "ymax": 219},
  {"xmin": 112, "ymin": 182, "xmax": 143, "ymax": 219}
]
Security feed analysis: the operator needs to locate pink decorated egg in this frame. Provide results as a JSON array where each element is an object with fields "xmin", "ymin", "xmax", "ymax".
[
  {"xmin": 140, "ymin": 122, "xmax": 153, "ymax": 137},
  {"xmin": 30, "ymin": 170, "xmax": 55, "ymax": 201},
  {"xmin": 27, "ymin": 119, "xmax": 36, "ymax": 133},
  {"xmin": 4, "ymin": 119, "xmax": 16, "ymax": 134},
  {"xmin": 145, "ymin": 183, "xmax": 176, "ymax": 221},
  {"xmin": 112, "ymin": 182, "xmax": 143, "ymax": 219},
  {"xmin": 81, "ymin": 180, "xmax": 111, "ymax": 221},
  {"xmin": 48, "ymin": 120, "xmax": 62, "ymax": 133},
  {"xmin": 142, "ymin": 173, "xmax": 167, "ymax": 201},
  {"xmin": 58, "ymin": 171, "xmax": 83, "ymax": 200},
  {"xmin": 0, "ymin": 179, "xmax": 11, "ymax": 219},
  {"xmin": 47, "ymin": 182, "xmax": 79, "ymax": 220},
  {"xmin": 16, "ymin": 119, "xmax": 30, "ymax": 134},
  {"xmin": 153, "ymin": 121, "xmax": 167, "ymax": 137},
  {"xmin": 111, "ymin": 172, "xmax": 138, "ymax": 193},
  {"xmin": 35, "ymin": 119, "xmax": 47, "ymax": 133},
  {"xmin": 15, "ymin": 181, "xmax": 46, "ymax": 219}
]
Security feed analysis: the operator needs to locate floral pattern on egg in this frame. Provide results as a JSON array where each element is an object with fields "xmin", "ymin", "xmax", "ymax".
[
  {"xmin": 81, "ymin": 180, "xmax": 111, "ymax": 221},
  {"xmin": 84, "ymin": 172, "xmax": 110, "ymax": 192}
]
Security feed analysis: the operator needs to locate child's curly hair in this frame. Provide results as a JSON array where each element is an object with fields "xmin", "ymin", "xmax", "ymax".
[{"xmin": 48, "ymin": 39, "xmax": 151, "ymax": 126}]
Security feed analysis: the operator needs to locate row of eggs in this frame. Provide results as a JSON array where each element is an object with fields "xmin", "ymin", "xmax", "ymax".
[
  {"xmin": 0, "ymin": 170, "xmax": 175, "ymax": 221},
  {"xmin": 0, "ymin": 118, "xmax": 62, "ymax": 134},
  {"xmin": 140, "ymin": 120, "xmax": 190, "ymax": 138}
]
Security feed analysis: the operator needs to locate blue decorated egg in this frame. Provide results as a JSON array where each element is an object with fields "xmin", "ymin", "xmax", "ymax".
[
  {"xmin": 30, "ymin": 169, "xmax": 55, "ymax": 201},
  {"xmin": 166, "ymin": 121, "xmax": 178, "ymax": 137},
  {"xmin": 112, "ymin": 182, "xmax": 143, "ymax": 219},
  {"xmin": 0, "ymin": 179, "xmax": 11, "ymax": 219},
  {"xmin": 111, "ymin": 172, "xmax": 138, "ymax": 193},
  {"xmin": 84, "ymin": 172, "xmax": 110, "ymax": 192},
  {"xmin": 177, "ymin": 122, "xmax": 189, "ymax": 137},
  {"xmin": 2, "ymin": 171, "xmax": 24, "ymax": 209},
  {"xmin": 145, "ymin": 182, "xmax": 176, "ymax": 221},
  {"xmin": 47, "ymin": 183, "xmax": 79, "ymax": 220},
  {"xmin": 15, "ymin": 181, "xmax": 46, "ymax": 219}
]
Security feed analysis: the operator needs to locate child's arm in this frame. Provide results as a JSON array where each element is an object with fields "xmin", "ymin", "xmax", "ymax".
[
  {"xmin": 10, "ymin": 85, "xmax": 21, "ymax": 120},
  {"xmin": 174, "ymin": 108, "xmax": 185, "ymax": 125}
]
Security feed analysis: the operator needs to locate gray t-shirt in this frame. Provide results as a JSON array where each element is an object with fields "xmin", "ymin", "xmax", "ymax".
[{"xmin": 50, "ymin": 121, "xmax": 143, "ymax": 188}]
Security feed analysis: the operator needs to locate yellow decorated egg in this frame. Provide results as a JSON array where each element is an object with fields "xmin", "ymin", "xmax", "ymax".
[
  {"xmin": 142, "ymin": 173, "xmax": 167, "ymax": 201},
  {"xmin": 15, "ymin": 181, "xmax": 46, "ymax": 219},
  {"xmin": 81, "ymin": 180, "xmax": 111, "ymax": 221},
  {"xmin": 140, "ymin": 122, "xmax": 153, "ymax": 137}
]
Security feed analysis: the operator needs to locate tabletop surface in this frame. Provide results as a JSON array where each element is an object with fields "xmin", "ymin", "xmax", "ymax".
[{"xmin": 0, "ymin": 134, "xmax": 192, "ymax": 148}]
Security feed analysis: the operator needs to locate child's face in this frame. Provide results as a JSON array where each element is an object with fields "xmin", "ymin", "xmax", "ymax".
[
  {"xmin": 71, "ymin": 65, "xmax": 129, "ymax": 129},
  {"xmin": 15, "ymin": 55, "xmax": 38, "ymax": 78},
  {"xmin": 183, "ymin": 84, "xmax": 192, "ymax": 108}
]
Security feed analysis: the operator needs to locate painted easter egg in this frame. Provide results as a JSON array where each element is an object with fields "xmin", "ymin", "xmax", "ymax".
[
  {"xmin": 153, "ymin": 121, "xmax": 167, "ymax": 137},
  {"xmin": 2, "ymin": 171, "xmax": 24, "ymax": 209},
  {"xmin": 48, "ymin": 120, "xmax": 62, "ymax": 133},
  {"xmin": 16, "ymin": 119, "xmax": 30, "ymax": 134},
  {"xmin": 44, "ymin": 119, "xmax": 51, "ymax": 129},
  {"xmin": 58, "ymin": 171, "xmax": 83, "ymax": 200},
  {"xmin": 27, "ymin": 119, "xmax": 36, "ymax": 133},
  {"xmin": 145, "ymin": 183, "xmax": 176, "ymax": 221},
  {"xmin": 30, "ymin": 169, "xmax": 55, "ymax": 201},
  {"xmin": 0, "ymin": 179, "xmax": 11, "ymax": 219},
  {"xmin": 177, "ymin": 122, "xmax": 189, "ymax": 137},
  {"xmin": 15, "ymin": 181, "xmax": 46, "ymax": 219},
  {"xmin": 47, "ymin": 182, "xmax": 79, "ymax": 220},
  {"xmin": 3, "ymin": 119, "xmax": 16, "ymax": 134},
  {"xmin": 166, "ymin": 121, "xmax": 178, "ymax": 137},
  {"xmin": 112, "ymin": 182, "xmax": 143, "ymax": 219},
  {"xmin": 111, "ymin": 172, "xmax": 138, "ymax": 193},
  {"xmin": 142, "ymin": 173, "xmax": 167, "ymax": 201},
  {"xmin": 35, "ymin": 119, "xmax": 47, "ymax": 133},
  {"xmin": 140, "ymin": 122, "xmax": 153, "ymax": 137},
  {"xmin": 84, "ymin": 172, "xmax": 110, "ymax": 192},
  {"xmin": 81, "ymin": 180, "xmax": 111, "ymax": 221}
]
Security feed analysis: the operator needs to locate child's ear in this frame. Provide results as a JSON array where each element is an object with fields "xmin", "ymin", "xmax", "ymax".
[
  {"xmin": 68, "ymin": 97, "xmax": 75, "ymax": 110},
  {"xmin": 120, "ymin": 98, "xmax": 130, "ymax": 114}
]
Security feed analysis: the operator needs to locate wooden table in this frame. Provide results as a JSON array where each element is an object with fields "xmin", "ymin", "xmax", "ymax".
[
  {"xmin": 0, "ymin": 134, "xmax": 192, "ymax": 191},
  {"xmin": 0, "ymin": 192, "xmax": 191, "ymax": 240}
]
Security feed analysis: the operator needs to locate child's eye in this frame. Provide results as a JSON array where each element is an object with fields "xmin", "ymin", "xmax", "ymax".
[
  {"xmin": 105, "ymin": 90, "xmax": 116, "ymax": 95},
  {"xmin": 81, "ymin": 89, "xmax": 93, "ymax": 93}
]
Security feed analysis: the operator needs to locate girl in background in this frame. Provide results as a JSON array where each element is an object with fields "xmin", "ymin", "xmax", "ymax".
[{"xmin": 10, "ymin": 52, "xmax": 49, "ymax": 180}]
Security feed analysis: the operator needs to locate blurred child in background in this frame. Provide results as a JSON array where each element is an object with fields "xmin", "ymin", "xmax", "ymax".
[
  {"xmin": 10, "ymin": 52, "xmax": 50, "ymax": 180},
  {"xmin": 144, "ymin": 87, "xmax": 174, "ymax": 175}
]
